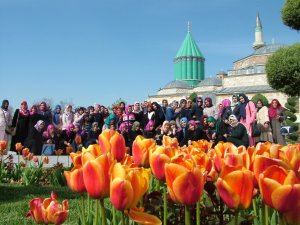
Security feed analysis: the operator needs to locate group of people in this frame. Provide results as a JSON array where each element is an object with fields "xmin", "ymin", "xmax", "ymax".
[{"xmin": 0, "ymin": 94, "xmax": 286, "ymax": 155}]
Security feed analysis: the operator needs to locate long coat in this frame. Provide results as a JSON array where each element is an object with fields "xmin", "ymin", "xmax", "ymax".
[
  {"xmin": 255, "ymin": 106, "xmax": 273, "ymax": 143},
  {"xmin": 239, "ymin": 101, "xmax": 256, "ymax": 146}
]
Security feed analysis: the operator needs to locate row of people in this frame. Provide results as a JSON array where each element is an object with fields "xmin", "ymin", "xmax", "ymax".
[{"xmin": 0, "ymin": 94, "xmax": 286, "ymax": 154}]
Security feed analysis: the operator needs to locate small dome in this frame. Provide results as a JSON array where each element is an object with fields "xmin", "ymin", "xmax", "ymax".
[
  {"xmin": 197, "ymin": 78, "xmax": 222, "ymax": 87},
  {"xmin": 163, "ymin": 80, "xmax": 191, "ymax": 89},
  {"xmin": 254, "ymin": 43, "xmax": 287, "ymax": 55}
]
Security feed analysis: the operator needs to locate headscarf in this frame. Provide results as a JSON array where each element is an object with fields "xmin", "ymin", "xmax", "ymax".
[
  {"xmin": 1, "ymin": 100, "xmax": 9, "ymax": 110},
  {"xmin": 207, "ymin": 116, "xmax": 219, "ymax": 133},
  {"xmin": 145, "ymin": 120, "xmax": 154, "ymax": 131},
  {"xmin": 66, "ymin": 123, "xmax": 74, "ymax": 136},
  {"xmin": 43, "ymin": 124, "xmax": 55, "ymax": 139},
  {"xmin": 197, "ymin": 96, "xmax": 203, "ymax": 102},
  {"xmin": 52, "ymin": 105, "xmax": 62, "ymax": 125},
  {"xmin": 238, "ymin": 93, "xmax": 249, "ymax": 120},
  {"xmin": 39, "ymin": 101, "xmax": 48, "ymax": 112},
  {"xmin": 92, "ymin": 122, "xmax": 99, "ymax": 128},
  {"xmin": 179, "ymin": 99, "xmax": 187, "ymax": 107},
  {"xmin": 34, "ymin": 120, "xmax": 45, "ymax": 132},
  {"xmin": 161, "ymin": 121, "xmax": 171, "ymax": 134},
  {"xmin": 132, "ymin": 121, "xmax": 140, "ymax": 132},
  {"xmin": 219, "ymin": 99, "xmax": 231, "ymax": 118},
  {"xmin": 188, "ymin": 120, "xmax": 196, "ymax": 127},
  {"xmin": 180, "ymin": 117, "xmax": 188, "ymax": 136},
  {"xmin": 229, "ymin": 114, "xmax": 239, "ymax": 127},
  {"xmin": 30, "ymin": 105, "xmax": 38, "ymax": 115},
  {"xmin": 118, "ymin": 122, "xmax": 128, "ymax": 133},
  {"xmin": 269, "ymin": 99, "xmax": 283, "ymax": 120},
  {"xmin": 170, "ymin": 120, "xmax": 176, "ymax": 126},
  {"xmin": 19, "ymin": 101, "xmax": 30, "ymax": 116},
  {"xmin": 105, "ymin": 113, "xmax": 116, "ymax": 126},
  {"xmin": 204, "ymin": 97, "xmax": 213, "ymax": 107}
]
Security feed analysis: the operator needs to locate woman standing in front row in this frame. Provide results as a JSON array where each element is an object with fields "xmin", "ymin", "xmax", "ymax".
[
  {"xmin": 268, "ymin": 99, "xmax": 286, "ymax": 145},
  {"xmin": 255, "ymin": 99, "xmax": 273, "ymax": 143}
]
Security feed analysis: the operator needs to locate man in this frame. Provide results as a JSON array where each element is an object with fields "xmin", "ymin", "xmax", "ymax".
[{"xmin": 0, "ymin": 100, "xmax": 13, "ymax": 152}]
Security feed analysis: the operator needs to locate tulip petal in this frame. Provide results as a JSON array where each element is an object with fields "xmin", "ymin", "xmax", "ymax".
[
  {"xmin": 259, "ymin": 177, "xmax": 281, "ymax": 208},
  {"xmin": 150, "ymin": 153, "xmax": 170, "ymax": 181},
  {"xmin": 128, "ymin": 208, "xmax": 162, "ymax": 225},
  {"xmin": 216, "ymin": 178, "xmax": 240, "ymax": 209},
  {"xmin": 64, "ymin": 168, "xmax": 86, "ymax": 193},
  {"xmin": 272, "ymin": 184, "xmax": 300, "ymax": 213},
  {"xmin": 110, "ymin": 133, "xmax": 126, "ymax": 162},
  {"xmin": 99, "ymin": 130, "xmax": 115, "ymax": 154},
  {"xmin": 27, "ymin": 198, "xmax": 46, "ymax": 224},
  {"xmin": 282, "ymin": 203, "xmax": 300, "ymax": 225},
  {"xmin": 110, "ymin": 178, "xmax": 134, "ymax": 210}
]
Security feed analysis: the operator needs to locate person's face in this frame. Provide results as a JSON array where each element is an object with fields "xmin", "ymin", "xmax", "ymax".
[
  {"xmin": 172, "ymin": 102, "xmax": 178, "ymax": 109},
  {"xmin": 181, "ymin": 101, "xmax": 187, "ymax": 108},
  {"xmin": 31, "ymin": 107, "xmax": 36, "ymax": 113},
  {"xmin": 229, "ymin": 118, "xmax": 238, "ymax": 126},
  {"xmin": 197, "ymin": 99, "xmax": 203, "ymax": 106},
  {"xmin": 189, "ymin": 124, "xmax": 195, "ymax": 130},
  {"xmin": 93, "ymin": 125, "xmax": 98, "ymax": 130},
  {"xmin": 272, "ymin": 101, "xmax": 278, "ymax": 108},
  {"xmin": 187, "ymin": 101, "xmax": 192, "ymax": 108},
  {"xmin": 49, "ymin": 127, "xmax": 55, "ymax": 134},
  {"xmin": 40, "ymin": 103, "xmax": 45, "ymax": 110},
  {"xmin": 110, "ymin": 124, "xmax": 116, "ymax": 130},
  {"xmin": 56, "ymin": 108, "xmax": 61, "ymax": 113},
  {"xmin": 204, "ymin": 100, "xmax": 210, "ymax": 107},
  {"xmin": 100, "ymin": 106, "xmax": 104, "ymax": 112},
  {"xmin": 218, "ymin": 104, "xmax": 222, "ymax": 110},
  {"xmin": 89, "ymin": 108, "xmax": 94, "ymax": 114},
  {"xmin": 128, "ymin": 106, "xmax": 132, "ymax": 113},
  {"xmin": 149, "ymin": 125, "xmax": 154, "ymax": 130},
  {"xmin": 162, "ymin": 100, "xmax": 168, "ymax": 107},
  {"xmin": 152, "ymin": 104, "xmax": 157, "ymax": 110},
  {"xmin": 181, "ymin": 121, "xmax": 187, "ymax": 128},
  {"xmin": 21, "ymin": 103, "xmax": 27, "ymax": 110},
  {"xmin": 208, "ymin": 122, "xmax": 214, "ymax": 128},
  {"xmin": 232, "ymin": 96, "xmax": 237, "ymax": 103},
  {"xmin": 74, "ymin": 126, "xmax": 79, "ymax": 132},
  {"xmin": 147, "ymin": 105, "xmax": 152, "ymax": 112},
  {"xmin": 239, "ymin": 96, "xmax": 245, "ymax": 103},
  {"xmin": 3, "ymin": 102, "xmax": 9, "ymax": 110},
  {"xmin": 165, "ymin": 123, "xmax": 170, "ymax": 129},
  {"xmin": 104, "ymin": 108, "xmax": 109, "ymax": 114},
  {"xmin": 203, "ymin": 118, "xmax": 207, "ymax": 125},
  {"xmin": 257, "ymin": 101, "xmax": 263, "ymax": 108},
  {"xmin": 120, "ymin": 103, "xmax": 125, "ymax": 108},
  {"xmin": 40, "ymin": 123, "xmax": 45, "ymax": 130},
  {"xmin": 79, "ymin": 109, "xmax": 84, "ymax": 115}
]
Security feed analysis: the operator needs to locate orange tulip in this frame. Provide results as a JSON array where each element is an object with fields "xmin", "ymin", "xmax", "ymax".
[
  {"xmin": 26, "ymin": 192, "xmax": 68, "ymax": 225},
  {"xmin": 82, "ymin": 152, "xmax": 113, "ymax": 199},
  {"xmin": 54, "ymin": 149, "xmax": 63, "ymax": 156},
  {"xmin": 132, "ymin": 135, "xmax": 156, "ymax": 167},
  {"xmin": 127, "ymin": 208, "xmax": 162, "ymax": 225},
  {"xmin": 165, "ymin": 163, "xmax": 205, "ymax": 205},
  {"xmin": 191, "ymin": 139, "xmax": 212, "ymax": 153},
  {"xmin": 280, "ymin": 144, "xmax": 300, "ymax": 174},
  {"xmin": 162, "ymin": 135, "xmax": 179, "ymax": 148},
  {"xmin": 33, "ymin": 156, "xmax": 39, "ymax": 163},
  {"xmin": 64, "ymin": 166, "xmax": 86, "ymax": 193},
  {"xmin": 70, "ymin": 151, "xmax": 82, "ymax": 167},
  {"xmin": 27, "ymin": 152, "xmax": 34, "ymax": 161},
  {"xmin": 216, "ymin": 169, "xmax": 254, "ymax": 209},
  {"xmin": 75, "ymin": 135, "xmax": 82, "ymax": 144},
  {"xmin": 22, "ymin": 148, "xmax": 30, "ymax": 157},
  {"xmin": 15, "ymin": 142, "xmax": 23, "ymax": 151},
  {"xmin": 258, "ymin": 165, "xmax": 300, "ymax": 213},
  {"xmin": 42, "ymin": 156, "xmax": 49, "ymax": 164},
  {"xmin": 0, "ymin": 140, "xmax": 7, "ymax": 150},
  {"xmin": 99, "ymin": 129, "xmax": 126, "ymax": 162},
  {"xmin": 149, "ymin": 146, "xmax": 173, "ymax": 181},
  {"xmin": 110, "ymin": 163, "xmax": 151, "ymax": 210}
]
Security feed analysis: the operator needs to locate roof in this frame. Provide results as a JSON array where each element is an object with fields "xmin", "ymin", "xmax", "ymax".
[
  {"xmin": 253, "ymin": 43, "xmax": 287, "ymax": 55},
  {"xmin": 175, "ymin": 32, "xmax": 204, "ymax": 58},
  {"xmin": 162, "ymin": 80, "xmax": 191, "ymax": 89},
  {"xmin": 198, "ymin": 78, "xmax": 222, "ymax": 87},
  {"xmin": 217, "ymin": 85, "xmax": 274, "ymax": 94}
]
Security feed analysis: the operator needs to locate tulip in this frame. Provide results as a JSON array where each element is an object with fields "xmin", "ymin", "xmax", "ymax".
[
  {"xmin": 26, "ymin": 191, "xmax": 68, "ymax": 225},
  {"xmin": 82, "ymin": 152, "xmax": 113, "ymax": 199},
  {"xmin": 65, "ymin": 146, "xmax": 73, "ymax": 155},
  {"xmin": 27, "ymin": 152, "xmax": 34, "ymax": 161},
  {"xmin": 0, "ymin": 140, "xmax": 7, "ymax": 150},
  {"xmin": 15, "ymin": 142, "xmax": 23, "ymax": 151},
  {"xmin": 75, "ymin": 135, "xmax": 82, "ymax": 144},
  {"xmin": 43, "ymin": 156, "xmax": 49, "ymax": 164},
  {"xmin": 258, "ymin": 165, "xmax": 300, "ymax": 213},
  {"xmin": 165, "ymin": 163, "xmax": 205, "ymax": 205},
  {"xmin": 64, "ymin": 165, "xmax": 86, "ymax": 193},
  {"xmin": 54, "ymin": 149, "xmax": 63, "ymax": 156},
  {"xmin": 216, "ymin": 169, "xmax": 254, "ymax": 209},
  {"xmin": 99, "ymin": 129, "xmax": 126, "ymax": 162},
  {"xmin": 191, "ymin": 139, "xmax": 212, "ymax": 153},
  {"xmin": 127, "ymin": 208, "xmax": 162, "ymax": 225},
  {"xmin": 33, "ymin": 156, "xmax": 39, "ymax": 163},
  {"xmin": 22, "ymin": 148, "xmax": 30, "ymax": 157},
  {"xmin": 132, "ymin": 135, "xmax": 156, "ymax": 167},
  {"xmin": 162, "ymin": 135, "xmax": 179, "ymax": 148}
]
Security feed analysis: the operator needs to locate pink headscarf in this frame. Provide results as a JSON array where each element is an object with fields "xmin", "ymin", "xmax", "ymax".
[
  {"xmin": 218, "ymin": 99, "xmax": 231, "ymax": 118},
  {"xmin": 66, "ymin": 123, "xmax": 74, "ymax": 136},
  {"xmin": 145, "ymin": 120, "xmax": 154, "ymax": 131},
  {"xmin": 43, "ymin": 124, "xmax": 55, "ymax": 139},
  {"xmin": 269, "ymin": 99, "xmax": 283, "ymax": 120}
]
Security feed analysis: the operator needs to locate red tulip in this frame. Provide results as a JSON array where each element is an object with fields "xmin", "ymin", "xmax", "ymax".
[
  {"xmin": 26, "ymin": 192, "xmax": 68, "ymax": 225},
  {"xmin": 15, "ymin": 142, "xmax": 23, "ymax": 151},
  {"xmin": 33, "ymin": 156, "xmax": 39, "ymax": 163},
  {"xmin": 132, "ymin": 135, "xmax": 156, "ymax": 167},
  {"xmin": 0, "ymin": 140, "xmax": 7, "ymax": 150},
  {"xmin": 165, "ymin": 163, "xmax": 205, "ymax": 205},
  {"xmin": 216, "ymin": 169, "xmax": 254, "ymax": 209},
  {"xmin": 82, "ymin": 152, "xmax": 113, "ymax": 199},
  {"xmin": 22, "ymin": 148, "xmax": 30, "ymax": 157},
  {"xmin": 99, "ymin": 129, "xmax": 126, "ymax": 162},
  {"xmin": 64, "ymin": 165, "xmax": 86, "ymax": 193}
]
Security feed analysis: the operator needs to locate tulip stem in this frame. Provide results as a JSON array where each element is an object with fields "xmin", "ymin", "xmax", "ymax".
[
  {"xmin": 163, "ymin": 184, "xmax": 167, "ymax": 225},
  {"xmin": 234, "ymin": 210, "xmax": 239, "ymax": 225},
  {"xmin": 196, "ymin": 201, "xmax": 200, "ymax": 225},
  {"xmin": 81, "ymin": 195, "xmax": 86, "ymax": 225},
  {"xmin": 100, "ymin": 199, "xmax": 107, "ymax": 225},
  {"xmin": 252, "ymin": 198, "xmax": 259, "ymax": 225},
  {"xmin": 112, "ymin": 207, "xmax": 117, "ymax": 225},
  {"xmin": 94, "ymin": 199, "xmax": 99, "ymax": 225},
  {"xmin": 121, "ymin": 211, "xmax": 125, "ymax": 225},
  {"xmin": 264, "ymin": 204, "xmax": 269, "ymax": 225},
  {"xmin": 185, "ymin": 205, "xmax": 191, "ymax": 225}
]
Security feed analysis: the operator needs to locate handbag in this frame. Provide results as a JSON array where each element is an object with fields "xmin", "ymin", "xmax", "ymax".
[
  {"xmin": 42, "ymin": 144, "xmax": 55, "ymax": 155},
  {"xmin": 251, "ymin": 122, "xmax": 262, "ymax": 137}
]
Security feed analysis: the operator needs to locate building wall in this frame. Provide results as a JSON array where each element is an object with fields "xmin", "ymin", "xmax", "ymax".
[
  {"xmin": 223, "ymin": 74, "xmax": 268, "ymax": 87},
  {"xmin": 234, "ymin": 54, "xmax": 269, "ymax": 69}
]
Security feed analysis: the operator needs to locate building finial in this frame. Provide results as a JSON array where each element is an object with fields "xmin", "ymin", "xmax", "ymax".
[
  {"xmin": 188, "ymin": 20, "xmax": 190, "ymax": 33},
  {"xmin": 253, "ymin": 12, "xmax": 266, "ymax": 50}
]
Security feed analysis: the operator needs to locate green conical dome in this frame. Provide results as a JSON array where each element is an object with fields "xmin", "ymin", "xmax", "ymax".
[
  {"xmin": 174, "ymin": 22, "xmax": 205, "ymax": 86},
  {"xmin": 176, "ymin": 33, "xmax": 204, "ymax": 58}
]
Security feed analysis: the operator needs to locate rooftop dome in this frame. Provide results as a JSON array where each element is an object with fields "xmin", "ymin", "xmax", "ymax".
[
  {"xmin": 175, "ymin": 32, "xmax": 204, "ymax": 58},
  {"xmin": 198, "ymin": 78, "xmax": 222, "ymax": 87},
  {"xmin": 253, "ymin": 43, "xmax": 287, "ymax": 55},
  {"xmin": 163, "ymin": 80, "xmax": 191, "ymax": 89}
]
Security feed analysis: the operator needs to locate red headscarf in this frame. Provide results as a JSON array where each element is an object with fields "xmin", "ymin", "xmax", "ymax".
[{"xmin": 268, "ymin": 99, "xmax": 283, "ymax": 120}]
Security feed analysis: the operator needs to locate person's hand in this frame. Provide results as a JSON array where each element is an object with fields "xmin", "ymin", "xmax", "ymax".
[
  {"xmin": 223, "ymin": 134, "xmax": 228, "ymax": 138},
  {"xmin": 188, "ymin": 140, "xmax": 192, "ymax": 146},
  {"xmin": 212, "ymin": 133, "xmax": 216, "ymax": 140},
  {"xmin": 47, "ymin": 139, "xmax": 52, "ymax": 144},
  {"xmin": 224, "ymin": 119, "xmax": 229, "ymax": 124}
]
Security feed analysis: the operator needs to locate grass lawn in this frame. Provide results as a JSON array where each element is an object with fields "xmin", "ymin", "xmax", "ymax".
[{"xmin": 0, "ymin": 184, "xmax": 81, "ymax": 225}]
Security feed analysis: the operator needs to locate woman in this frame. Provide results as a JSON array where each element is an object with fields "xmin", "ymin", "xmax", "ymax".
[
  {"xmin": 141, "ymin": 102, "xmax": 155, "ymax": 129},
  {"xmin": 25, "ymin": 120, "xmax": 45, "ymax": 155},
  {"xmin": 0, "ymin": 100, "xmax": 12, "ymax": 147},
  {"xmin": 179, "ymin": 120, "xmax": 204, "ymax": 147},
  {"xmin": 62, "ymin": 105, "xmax": 74, "ymax": 130},
  {"xmin": 130, "ymin": 121, "xmax": 143, "ymax": 142},
  {"xmin": 59, "ymin": 123, "xmax": 76, "ymax": 153},
  {"xmin": 206, "ymin": 116, "xmax": 219, "ymax": 143},
  {"xmin": 218, "ymin": 99, "xmax": 232, "ymax": 142},
  {"xmin": 52, "ymin": 105, "xmax": 63, "ymax": 130},
  {"xmin": 43, "ymin": 124, "xmax": 59, "ymax": 149},
  {"xmin": 255, "ymin": 99, "xmax": 273, "ymax": 143},
  {"xmin": 155, "ymin": 121, "xmax": 174, "ymax": 145},
  {"xmin": 237, "ymin": 93, "xmax": 256, "ymax": 146},
  {"xmin": 226, "ymin": 114, "xmax": 249, "ymax": 147},
  {"xmin": 203, "ymin": 97, "xmax": 218, "ymax": 120},
  {"xmin": 38, "ymin": 102, "xmax": 52, "ymax": 127},
  {"xmin": 143, "ymin": 120, "xmax": 156, "ymax": 139},
  {"xmin": 269, "ymin": 99, "xmax": 286, "ymax": 145},
  {"xmin": 122, "ymin": 105, "xmax": 135, "ymax": 129},
  {"xmin": 11, "ymin": 101, "xmax": 30, "ymax": 151},
  {"xmin": 176, "ymin": 117, "xmax": 188, "ymax": 143},
  {"xmin": 73, "ymin": 123, "xmax": 86, "ymax": 151},
  {"xmin": 28, "ymin": 105, "xmax": 41, "ymax": 133},
  {"xmin": 152, "ymin": 102, "xmax": 165, "ymax": 129},
  {"xmin": 85, "ymin": 122, "xmax": 101, "ymax": 147}
]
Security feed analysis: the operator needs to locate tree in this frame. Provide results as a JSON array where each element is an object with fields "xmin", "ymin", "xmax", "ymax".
[
  {"xmin": 281, "ymin": 0, "xmax": 300, "ymax": 31},
  {"xmin": 283, "ymin": 97, "xmax": 299, "ymax": 142},
  {"xmin": 108, "ymin": 98, "xmax": 127, "ymax": 111},
  {"xmin": 189, "ymin": 92, "xmax": 198, "ymax": 103},
  {"xmin": 251, "ymin": 93, "xmax": 269, "ymax": 106},
  {"xmin": 265, "ymin": 43, "xmax": 300, "ymax": 97}
]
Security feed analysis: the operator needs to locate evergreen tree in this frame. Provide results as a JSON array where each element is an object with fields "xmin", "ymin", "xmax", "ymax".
[{"xmin": 283, "ymin": 97, "xmax": 299, "ymax": 142}]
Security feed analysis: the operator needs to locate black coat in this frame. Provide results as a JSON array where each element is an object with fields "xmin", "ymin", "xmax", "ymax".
[
  {"xmin": 227, "ymin": 123, "xmax": 249, "ymax": 147},
  {"xmin": 25, "ymin": 127, "xmax": 44, "ymax": 155},
  {"xmin": 188, "ymin": 104, "xmax": 203, "ymax": 121}
]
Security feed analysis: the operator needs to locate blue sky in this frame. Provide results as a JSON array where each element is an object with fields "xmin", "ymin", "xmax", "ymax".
[{"xmin": 0, "ymin": 0, "xmax": 299, "ymax": 110}]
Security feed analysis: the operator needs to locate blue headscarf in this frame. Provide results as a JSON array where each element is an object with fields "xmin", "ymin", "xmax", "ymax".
[
  {"xmin": 52, "ymin": 105, "xmax": 62, "ymax": 125},
  {"xmin": 180, "ymin": 117, "xmax": 188, "ymax": 136}
]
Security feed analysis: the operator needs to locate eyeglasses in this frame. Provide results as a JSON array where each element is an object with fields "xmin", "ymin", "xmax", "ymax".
[{"xmin": 197, "ymin": 101, "xmax": 202, "ymax": 102}]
